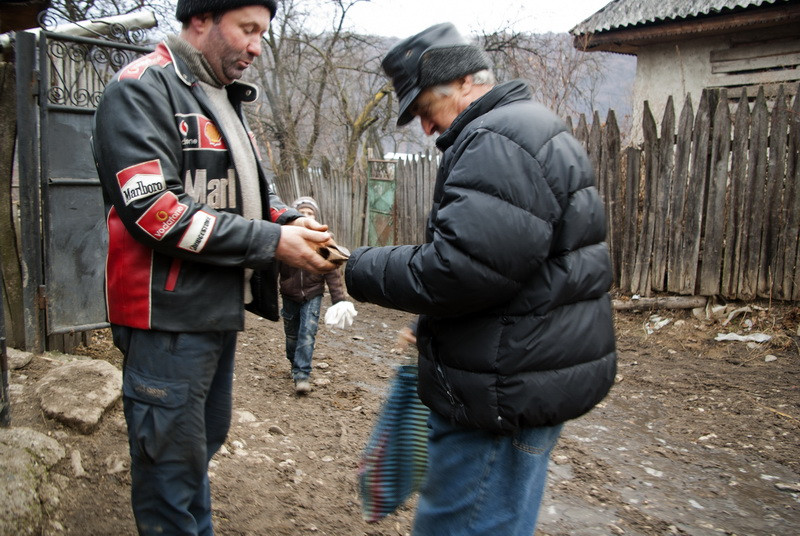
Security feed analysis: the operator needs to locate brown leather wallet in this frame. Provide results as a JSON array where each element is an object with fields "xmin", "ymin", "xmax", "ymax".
[{"xmin": 318, "ymin": 244, "xmax": 351, "ymax": 265}]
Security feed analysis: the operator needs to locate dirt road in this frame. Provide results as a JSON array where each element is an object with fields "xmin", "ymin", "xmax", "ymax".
[{"xmin": 8, "ymin": 300, "xmax": 800, "ymax": 535}]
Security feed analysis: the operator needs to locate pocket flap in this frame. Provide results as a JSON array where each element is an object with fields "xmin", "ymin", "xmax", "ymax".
[{"xmin": 123, "ymin": 368, "xmax": 189, "ymax": 408}]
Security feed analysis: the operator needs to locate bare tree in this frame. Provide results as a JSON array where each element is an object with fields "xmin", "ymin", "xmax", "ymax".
[
  {"xmin": 243, "ymin": 0, "xmax": 396, "ymax": 198},
  {"xmin": 480, "ymin": 29, "xmax": 606, "ymax": 119}
]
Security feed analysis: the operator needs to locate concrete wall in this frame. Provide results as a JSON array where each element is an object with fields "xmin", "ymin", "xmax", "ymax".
[{"xmin": 629, "ymin": 35, "xmax": 725, "ymax": 144}]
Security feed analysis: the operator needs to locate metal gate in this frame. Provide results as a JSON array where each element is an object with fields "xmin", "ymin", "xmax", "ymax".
[
  {"xmin": 366, "ymin": 158, "xmax": 397, "ymax": 247},
  {"xmin": 15, "ymin": 24, "xmax": 151, "ymax": 350}
]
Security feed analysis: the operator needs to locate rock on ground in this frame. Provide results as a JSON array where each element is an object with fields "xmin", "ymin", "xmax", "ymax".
[
  {"xmin": 0, "ymin": 427, "xmax": 65, "ymax": 536},
  {"xmin": 35, "ymin": 359, "xmax": 122, "ymax": 435}
]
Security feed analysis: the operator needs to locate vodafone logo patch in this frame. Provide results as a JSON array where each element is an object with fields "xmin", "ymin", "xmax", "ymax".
[{"xmin": 136, "ymin": 191, "xmax": 187, "ymax": 240}]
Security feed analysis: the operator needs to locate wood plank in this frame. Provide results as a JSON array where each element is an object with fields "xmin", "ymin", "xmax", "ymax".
[
  {"xmin": 723, "ymin": 89, "xmax": 751, "ymax": 298},
  {"xmin": 632, "ymin": 101, "xmax": 658, "ymax": 295},
  {"xmin": 710, "ymin": 67, "xmax": 800, "ymax": 86},
  {"xmin": 711, "ymin": 52, "xmax": 800, "ymax": 75},
  {"xmin": 740, "ymin": 89, "xmax": 769, "ymax": 299},
  {"xmin": 619, "ymin": 147, "xmax": 640, "ymax": 292},
  {"xmin": 785, "ymin": 85, "xmax": 800, "ymax": 300},
  {"xmin": 612, "ymin": 295, "xmax": 707, "ymax": 311},
  {"xmin": 764, "ymin": 86, "xmax": 789, "ymax": 298},
  {"xmin": 575, "ymin": 114, "xmax": 589, "ymax": 148},
  {"xmin": 700, "ymin": 90, "xmax": 731, "ymax": 296},
  {"xmin": 710, "ymin": 39, "xmax": 800, "ymax": 63},
  {"xmin": 651, "ymin": 96, "xmax": 675, "ymax": 291},
  {"xmin": 603, "ymin": 110, "xmax": 622, "ymax": 284},
  {"xmin": 667, "ymin": 94, "xmax": 693, "ymax": 293},
  {"xmin": 680, "ymin": 90, "xmax": 711, "ymax": 295},
  {"xmin": 589, "ymin": 112, "xmax": 603, "ymax": 193}
]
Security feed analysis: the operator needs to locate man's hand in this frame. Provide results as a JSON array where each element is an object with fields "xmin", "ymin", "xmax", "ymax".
[
  {"xmin": 276, "ymin": 225, "xmax": 337, "ymax": 273},
  {"xmin": 290, "ymin": 216, "xmax": 328, "ymax": 233},
  {"xmin": 390, "ymin": 326, "xmax": 417, "ymax": 354}
]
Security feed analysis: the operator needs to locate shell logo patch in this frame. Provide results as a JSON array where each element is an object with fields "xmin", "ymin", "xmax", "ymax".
[{"xmin": 175, "ymin": 113, "xmax": 228, "ymax": 151}]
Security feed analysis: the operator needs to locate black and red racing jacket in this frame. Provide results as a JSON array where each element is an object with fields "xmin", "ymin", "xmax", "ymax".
[{"xmin": 92, "ymin": 41, "xmax": 297, "ymax": 332}]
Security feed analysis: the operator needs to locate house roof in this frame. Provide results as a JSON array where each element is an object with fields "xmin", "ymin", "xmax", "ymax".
[
  {"xmin": 571, "ymin": 0, "xmax": 800, "ymax": 53},
  {"xmin": 571, "ymin": 0, "xmax": 789, "ymax": 35}
]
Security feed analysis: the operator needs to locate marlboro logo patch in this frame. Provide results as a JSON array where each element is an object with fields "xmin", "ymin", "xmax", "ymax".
[{"xmin": 116, "ymin": 159, "xmax": 167, "ymax": 206}]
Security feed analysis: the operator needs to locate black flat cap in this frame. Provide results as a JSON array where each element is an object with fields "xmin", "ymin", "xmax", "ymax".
[{"xmin": 381, "ymin": 22, "xmax": 491, "ymax": 126}]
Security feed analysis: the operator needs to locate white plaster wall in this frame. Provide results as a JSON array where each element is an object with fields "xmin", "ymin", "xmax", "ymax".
[{"xmin": 629, "ymin": 35, "xmax": 728, "ymax": 144}]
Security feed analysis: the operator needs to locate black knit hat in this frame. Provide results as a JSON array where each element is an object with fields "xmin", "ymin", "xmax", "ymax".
[
  {"xmin": 176, "ymin": 0, "xmax": 278, "ymax": 22},
  {"xmin": 381, "ymin": 23, "xmax": 491, "ymax": 126}
]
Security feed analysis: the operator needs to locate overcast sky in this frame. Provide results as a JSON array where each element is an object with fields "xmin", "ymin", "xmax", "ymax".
[{"xmin": 326, "ymin": 0, "xmax": 612, "ymax": 37}]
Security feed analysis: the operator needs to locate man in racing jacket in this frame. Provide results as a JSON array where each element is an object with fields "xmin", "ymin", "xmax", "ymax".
[{"xmin": 91, "ymin": 1, "xmax": 336, "ymax": 534}]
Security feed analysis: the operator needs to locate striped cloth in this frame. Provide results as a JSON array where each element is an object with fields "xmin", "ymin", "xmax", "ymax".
[{"xmin": 359, "ymin": 364, "xmax": 429, "ymax": 522}]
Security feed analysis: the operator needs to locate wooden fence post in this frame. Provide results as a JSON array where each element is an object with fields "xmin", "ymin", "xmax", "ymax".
[
  {"xmin": 667, "ymin": 94, "xmax": 694, "ymax": 293},
  {"xmin": 765, "ymin": 85, "xmax": 789, "ymax": 298},
  {"xmin": 619, "ymin": 147, "xmax": 640, "ymax": 292},
  {"xmin": 632, "ymin": 101, "xmax": 658, "ymax": 295},
  {"xmin": 740, "ymin": 89, "xmax": 769, "ymax": 300},
  {"xmin": 723, "ymin": 88, "xmax": 751, "ymax": 298},
  {"xmin": 783, "ymin": 85, "xmax": 800, "ymax": 300},
  {"xmin": 651, "ymin": 96, "xmax": 675, "ymax": 292},
  {"xmin": 679, "ymin": 90, "xmax": 712, "ymax": 295},
  {"xmin": 700, "ymin": 90, "xmax": 731, "ymax": 296},
  {"xmin": 602, "ymin": 110, "xmax": 621, "ymax": 283}
]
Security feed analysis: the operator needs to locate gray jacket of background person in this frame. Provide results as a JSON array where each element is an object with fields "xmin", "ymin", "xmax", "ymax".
[{"xmin": 345, "ymin": 79, "xmax": 617, "ymax": 434}]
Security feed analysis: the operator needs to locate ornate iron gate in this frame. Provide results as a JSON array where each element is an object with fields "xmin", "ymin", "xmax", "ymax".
[{"xmin": 15, "ymin": 23, "xmax": 151, "ymax": 350}]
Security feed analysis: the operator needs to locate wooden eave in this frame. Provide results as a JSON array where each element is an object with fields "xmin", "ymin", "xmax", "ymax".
[
  {"xmin": 0, "ymin": 1, "xmax": 50, "ymax": 33},
  {"xmin": 573, "ymin": 2, "xmax": 800, "ymax": 55}
]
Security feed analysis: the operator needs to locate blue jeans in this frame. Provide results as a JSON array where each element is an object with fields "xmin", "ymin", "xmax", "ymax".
[
  {"xmin": 281, "ymin": 295, "xmax": 322, "ymax": 381},
  {"xmin": 413, "ymin": 411, "xmax": 563, "ymax": 536},
  {"xmin": 112, "ymin": 326, "xmax": 236, "ymax": 536}
]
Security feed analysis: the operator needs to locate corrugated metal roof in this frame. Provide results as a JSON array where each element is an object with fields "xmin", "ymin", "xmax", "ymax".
[{"xmin": 570, "ymin": 0, "xmax": 790, "ymax": 36}]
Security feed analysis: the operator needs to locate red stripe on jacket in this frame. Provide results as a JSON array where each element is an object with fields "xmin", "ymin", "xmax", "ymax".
[{"xmin": 106, "ymin": 207, "xmax": 154, "ymax": 329}]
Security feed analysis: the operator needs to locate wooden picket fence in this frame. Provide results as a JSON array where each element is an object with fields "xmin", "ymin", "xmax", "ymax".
[
  {"xmin": 278, "ymin": 83, "xmax": 800, "ymax": 302},
  {"xmin": 582, "ymin": 84, "xmax": 800, "ymax": 301}
]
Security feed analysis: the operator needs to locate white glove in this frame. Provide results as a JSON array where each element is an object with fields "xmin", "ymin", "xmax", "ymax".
[{"xmin": 325, "ymin": 301, "xmax": 357, "ymax": 329}]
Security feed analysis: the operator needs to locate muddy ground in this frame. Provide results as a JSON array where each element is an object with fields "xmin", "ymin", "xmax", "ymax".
[{"xmin": 7, "ymin": 297, "xmax": 800, "ymax": 535}]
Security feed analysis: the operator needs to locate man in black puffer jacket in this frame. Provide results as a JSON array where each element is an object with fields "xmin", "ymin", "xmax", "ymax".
[{"xmin": 345, "ymin": 23, "xmax": 617, "ymax": 535}]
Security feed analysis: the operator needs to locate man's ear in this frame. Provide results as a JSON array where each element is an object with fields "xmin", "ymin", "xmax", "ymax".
[
  {"xmin": 182, "ymin": 12, "xmax": 213, "ymax": 44},
  {"xmin": 189, "ymin": 12, "xmax": 213, "ymax": 32},
  {"xmin": 458, "ymin": 75, "xmax": 474, "ymax": 96}
]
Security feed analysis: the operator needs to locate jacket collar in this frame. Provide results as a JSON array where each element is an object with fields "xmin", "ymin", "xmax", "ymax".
[
  {"xmin": 436, "ymin": 79, "xmax": 532, "ymax": 151},
  {"xmin": 160, "ymin": 40, "xmax": 260, "ymax": 104}
]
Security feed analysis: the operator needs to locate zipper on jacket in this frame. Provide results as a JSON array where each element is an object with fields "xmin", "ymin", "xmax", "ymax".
[{"xmin": 435, "ymin": 361, "xmax": 458, "ymax": 408}]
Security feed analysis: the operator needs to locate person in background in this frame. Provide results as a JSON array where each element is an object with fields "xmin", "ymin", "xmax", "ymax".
[
  {"xmin": 91, "ymin": 1, "xmax": 337, "ymax": 534},
  {"xmin": 344, "ymin": 22, "xmax": 617, "ymax": 535},
  {"xmin": 279, "ymin": 197, "xmax": 356, "ymax": 394}
]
